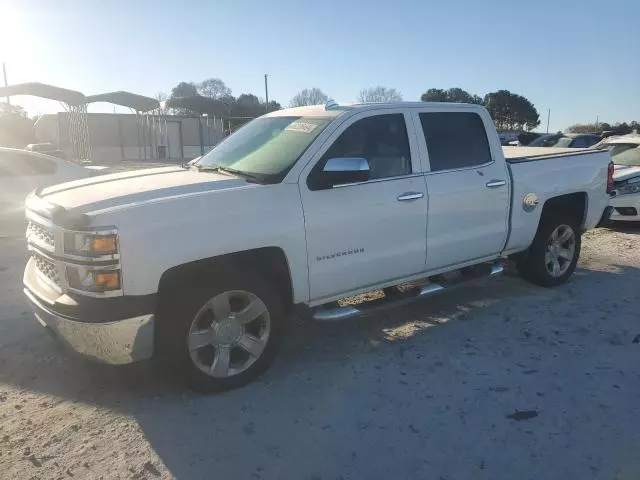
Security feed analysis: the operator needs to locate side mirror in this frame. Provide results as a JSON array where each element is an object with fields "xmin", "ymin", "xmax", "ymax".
[{"xmin": 321, "ymin": 157, "xmax": 369, "ymax": 187}]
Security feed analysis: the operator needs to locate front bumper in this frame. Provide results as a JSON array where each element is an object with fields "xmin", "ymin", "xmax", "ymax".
[
  {"xmin": 609, "ymin": 194, "xmax": 640, "ymax": 221},
  {"xmin": 24, "ymin": 288, "xmax": 154, "ymax": 364}
]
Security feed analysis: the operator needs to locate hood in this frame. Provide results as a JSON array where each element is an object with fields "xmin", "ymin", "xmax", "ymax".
[
  {"xmin": 613, "ymin": 164, "xmax": 640, "ymax": 183},
  {"xmin": 39, "ymin": 166, "xmax": 251, "ymax": 214}
]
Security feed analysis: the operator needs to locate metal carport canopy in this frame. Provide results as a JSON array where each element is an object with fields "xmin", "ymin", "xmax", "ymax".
[
  {"xmin": 86, "ymin": 91, "xmax": 160, "ymax": 112},
  {"xmin": 0, "ymin": 82, "xmax": 87, "ymax": 106}
]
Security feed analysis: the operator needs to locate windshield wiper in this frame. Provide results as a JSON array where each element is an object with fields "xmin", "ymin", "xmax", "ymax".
[
  {"xmin": 195, "ymin": 164, "xmax": 266, "ymax": 184},
  {"xmin": 217, "ymin": 166, "xmax": 267, "ymax": 184}
]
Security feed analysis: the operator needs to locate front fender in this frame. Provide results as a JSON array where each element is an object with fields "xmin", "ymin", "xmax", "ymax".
[{"xmin": 95, "ymin": 184, "xmax": 309, "ymax": 303}]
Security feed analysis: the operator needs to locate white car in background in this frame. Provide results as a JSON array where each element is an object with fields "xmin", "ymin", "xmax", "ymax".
[
  {"xmin": 0, "ymin": 147, "xmax": 93, "ymax": 236},
  {"xmin": 596, "ymin": 135, "xmax": 640, "ymax": 221}
]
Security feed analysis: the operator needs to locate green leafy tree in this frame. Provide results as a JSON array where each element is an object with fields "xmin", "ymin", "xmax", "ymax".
[
  {"xmin": 358, "ymin": 86, "xmax": 402, "ymax": 103},
  {"xmin": 420, "ymin": 88, "xmax": 447, "ymax": 102},
  {"xmin": 443, "ymin": 87, "xmax": 482, "ymax": 104},
  {"xmin": 169, "ymin": 81, "xmax": 198, "ymax": 99},
  {"xmin": 420, "ymin": 87, "xmax": 482, "ymax": 104},
  {"xmin": 167, "ymin": 82, "xmax": 199, "ymax": 114},
  {"xmin": 484, "ymin": 90, "xmax": 540, "ymax": 131}
]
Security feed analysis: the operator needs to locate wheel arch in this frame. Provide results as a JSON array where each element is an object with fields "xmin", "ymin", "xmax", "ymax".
[
  {"xmin": 156, "ymin": 246, "xmax": 294, "ymax": 315},
  {"xmin": 511, "ymin": 191, "xmax": 587, "ymax": 264},
  {"xmin": 540, "ymin": 191, "xmax": 588, "ymax": 228}
]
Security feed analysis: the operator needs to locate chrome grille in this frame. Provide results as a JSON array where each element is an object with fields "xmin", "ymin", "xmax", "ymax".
[
  {"xmin": 33, "ymin": 254, "xmax": 60, "ymax": 286},
  {"xmin": 27, "ymin": 221, "xmax": 55, "ymax": 250}
]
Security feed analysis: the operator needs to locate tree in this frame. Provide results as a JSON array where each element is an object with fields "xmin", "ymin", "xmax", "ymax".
[
  {"xmin": 566, "ymin": 121, "xmax": 639, "ymax": 135},
  {"xmin": 167, "ymin": 82, "xmax": 199, "ymax": 115},
  {"xmin": 163, "ymin": 80, "xmax": 282, "ymax": 121},
  {"xmin": 289, "ymin": 88, "xmax": 329, "ymax": 107},
  {"xmin": 566, "ymin": 122, "xmax": 612, "ymax": 134},
  {"xmin": 154, "ymin": 92, "xmax": 168, "ymax": 114},
  {"xmin": 0, "ymin": 103, "xmax": 35, "ymax": 147},
  {"xmin": 358, "ymin": 86, "xmax": 403, "ymax": 103},
  {"xmin": 443, "ymin": 87, "xmax": 480, "ymax": 104},
  {"xmin": 420, "ymin": 87, "xmax": 482, "ymax": 104},
  {"xmin": 484, "ymin": 90, "xmax": 540, "ymax": 131},
  {"xmin": 266, "ymin": 100, "xmax": 281, "ymax": 112},
  {"xmin": 232, "ymin": 93, "xmax": 265, "ymax": 118},
  {"xmin": 169, "ymin": 81, "xmax": 198, "ymax": 99},
  {"xmin": 198, "ymin": 78, "xmax": 232, "ymax": 100},
  {"xmin": 421, "ymin": 88, "xmax": 447, "ymax": 102}
]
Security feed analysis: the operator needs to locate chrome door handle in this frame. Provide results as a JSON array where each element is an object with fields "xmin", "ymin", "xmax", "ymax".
[
  {"xmin": 486, "ymin": 180, "xmax": 506, "ymax": 188},
  {"xmin": 397, "ymin": 192, "xmax": 424, "ymax": 201}
]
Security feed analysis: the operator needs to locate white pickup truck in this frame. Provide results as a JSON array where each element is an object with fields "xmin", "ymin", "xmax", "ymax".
[{"xmin": 23, "ymin": 102, "xmax": 614, "ymax": 391}]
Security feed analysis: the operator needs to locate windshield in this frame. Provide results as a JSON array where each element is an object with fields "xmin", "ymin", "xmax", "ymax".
[
  {"xmin": 528, "ymin": 134, "xmax": 573, "ymax": 148},
  {"xmin": 610, "ymin": 145, "xmax": 640, "ymax": 166},
  {"xmin": 197, "ymin": 116, "xmax": 331, "ymax": 180}
]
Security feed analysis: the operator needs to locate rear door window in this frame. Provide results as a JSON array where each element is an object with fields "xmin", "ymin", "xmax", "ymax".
[{"xmin": 418, "ymin": 112, "xmax": 492, "ymax": 171}]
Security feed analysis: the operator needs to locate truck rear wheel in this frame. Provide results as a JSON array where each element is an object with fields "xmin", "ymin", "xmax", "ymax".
[
  {"xmin": 160, "ymin": 270, "xmax": 284, "ymax": 392},
  {"xmin": 517, "ymin": 213, "xmax": 581, "ymax": 287}
]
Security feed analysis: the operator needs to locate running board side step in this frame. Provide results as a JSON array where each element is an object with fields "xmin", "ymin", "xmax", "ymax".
[{"xmin": 312, "ymin": 263, "xmax": 504, "ymax": 321}]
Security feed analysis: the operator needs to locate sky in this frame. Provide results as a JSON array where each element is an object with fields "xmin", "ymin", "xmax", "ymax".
[{"xmin": 0, "ymin": 0, "xmax": 638, "ymax": 131}]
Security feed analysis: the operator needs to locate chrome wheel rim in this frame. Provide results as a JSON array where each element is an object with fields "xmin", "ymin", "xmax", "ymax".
[
  {"xmin": 188, "ymin": 290, "xmax": 270, "ymax": 378},
  {"xmin": 545, "ymin": 224, "xmax": 576, "ymax": 277}
]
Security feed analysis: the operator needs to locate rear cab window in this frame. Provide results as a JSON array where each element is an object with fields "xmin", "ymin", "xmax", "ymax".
[
  {"xmin": 417, "ymin": 111, "xmax": 492, "ymax": 172},
  {"xmin": 570, "ymin": 137, "xmax": 589, "ymax": 148}
]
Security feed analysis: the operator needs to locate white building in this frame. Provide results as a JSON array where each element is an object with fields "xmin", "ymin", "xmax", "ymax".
[{"xmin": 34, "ymin": 112, "xmax": 225, "ymax": 164}]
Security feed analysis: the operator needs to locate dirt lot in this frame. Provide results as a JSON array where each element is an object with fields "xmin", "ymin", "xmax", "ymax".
[{"xmin": 1, "ymin": 226, "xmax": 639, "ymax": 480}]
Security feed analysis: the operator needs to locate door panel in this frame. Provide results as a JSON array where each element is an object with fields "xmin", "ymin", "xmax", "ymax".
[
  {"xmin": 411, "ymin": 108, "xmax": 510, "ymax": 270},
  {"xmin": 299, "ymin": 109, "xmax": 428, "ymax": 302},
  {"xmin": 166, "ymin": 121, "xmax": 182, "ymax": 160},
  {"xmin": 424, "ymin": 164, "xmax": 509, "ymax": 269},
  {"xmin": 302, "ymin": 176, "xmax": 428, "ymax": 301}
]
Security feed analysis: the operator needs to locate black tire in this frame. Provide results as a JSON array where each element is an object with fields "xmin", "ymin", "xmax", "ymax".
[
  {"xmin": 517, "ymin": 212, "xmax": 581, "ymax": 287},
  {"xmin": 157, "ymin": 270, "xmax": 284, "ymax": 393}
]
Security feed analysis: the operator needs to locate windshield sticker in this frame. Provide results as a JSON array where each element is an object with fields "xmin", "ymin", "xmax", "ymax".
[{"xmin": 285, "ymin": 121, "xmax": 319, "ymax": 133}]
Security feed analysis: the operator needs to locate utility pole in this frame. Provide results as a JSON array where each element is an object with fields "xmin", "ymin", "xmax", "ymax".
[
  {"xmin": 546, "ymin": 108, "xmax": 551, "ymax": 133},
  {"xmin": 2, "ymin": 62, "xmax": 10, "ymax": 105},
  {"xmin": 264, "ymin": 74, "xmax": 269, "ymax": 113},
  {"xmin": 595, "ymin": 115, "xmax": 599, "ymax": 132}
]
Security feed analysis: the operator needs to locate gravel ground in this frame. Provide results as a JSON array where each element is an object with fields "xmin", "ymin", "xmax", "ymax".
[{"xmin": 1, "ymin": 225, "xmax": 639, "ymax": 480}]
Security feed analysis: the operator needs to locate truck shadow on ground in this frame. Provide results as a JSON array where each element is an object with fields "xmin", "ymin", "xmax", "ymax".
[
  {"xmin": 604, "ymin": 221, "xmax": 640, "ymax": 234},
  {"xmin": 2, "ymin": 262, "xmax": 640, "ymax": 479},
  {"xmin": 1, "ymin": 268, "xmax": 539, "ymax": 401}
]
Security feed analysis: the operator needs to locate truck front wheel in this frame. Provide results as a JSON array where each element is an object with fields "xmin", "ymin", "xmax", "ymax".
[
  {"xmin": 160, "ymin": 270, "xmax": 284, "ymax": 392},
  {"xmin": 517, "ymin": 214, "xmax": 581, "ymax": 287}
]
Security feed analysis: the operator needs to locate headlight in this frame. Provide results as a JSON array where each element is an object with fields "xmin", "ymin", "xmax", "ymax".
[
  {"xmin": 64, "ymin": 232, "xmax": 118, "ymax": 257},
  {"xmin": 66, "ymin": 266, "xmax": 121, "ymax": 293},
  {"xmin": 616, "ymin": 181, "xmax": 640, "ymax": 196}
]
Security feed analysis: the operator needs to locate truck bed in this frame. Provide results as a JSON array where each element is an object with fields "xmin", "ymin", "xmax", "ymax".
[
  {"xmin": 502, "ymin": 146, "xmax": 603, "ymax": 163},
  {"xmin": 503, "ymin": 147, "xmax": 611, "ymax": 256}
]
